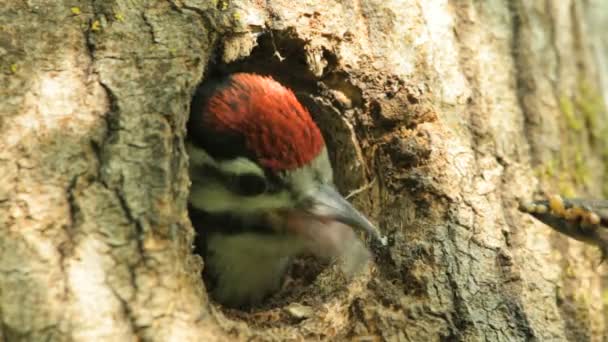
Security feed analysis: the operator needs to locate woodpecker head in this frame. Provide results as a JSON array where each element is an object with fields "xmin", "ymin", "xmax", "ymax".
[{"xmin": 188, "ymin": 73, "xmax": 386, "ymax": 246}]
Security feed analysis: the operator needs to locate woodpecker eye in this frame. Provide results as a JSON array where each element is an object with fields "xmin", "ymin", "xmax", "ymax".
[{"xmin": 235, "ymin": 173, "xmax": 267, "ymax": 196}]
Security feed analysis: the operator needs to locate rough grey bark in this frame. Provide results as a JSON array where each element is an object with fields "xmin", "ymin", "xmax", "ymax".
[{"xmin": 1, "ymin": 0, "xmax": 608, "ymax": 341}]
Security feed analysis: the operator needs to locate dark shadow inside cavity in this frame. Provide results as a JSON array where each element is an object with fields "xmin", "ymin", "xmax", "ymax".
[{"xmin": 204, "ymin": 29, "xmax": 321, "ymax": 96}]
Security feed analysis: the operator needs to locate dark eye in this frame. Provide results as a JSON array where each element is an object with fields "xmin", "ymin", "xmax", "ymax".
[{"xmin": 235, "ymin": 173, "xmax": 267, "ymax": 196}]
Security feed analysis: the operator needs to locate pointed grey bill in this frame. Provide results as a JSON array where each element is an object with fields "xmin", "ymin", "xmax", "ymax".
[{"xmin": 303, "ymin": 184, "xmax": 388, "ymax": 246}]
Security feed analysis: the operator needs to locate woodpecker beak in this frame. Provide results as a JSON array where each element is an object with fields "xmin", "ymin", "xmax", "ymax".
[{"xmin": 302, "ymin": 185, "xmax": 388, "ymax": 246}]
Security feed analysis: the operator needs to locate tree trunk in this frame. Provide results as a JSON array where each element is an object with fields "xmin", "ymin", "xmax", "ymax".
[{"xmin": 2, "ymin": 1, "xmax": 608, "ymax": 341}]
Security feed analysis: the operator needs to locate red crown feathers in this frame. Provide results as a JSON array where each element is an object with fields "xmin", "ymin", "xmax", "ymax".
[{"xmin": 201, "ymin": 73, "xmax": 325, "ymax": 171}]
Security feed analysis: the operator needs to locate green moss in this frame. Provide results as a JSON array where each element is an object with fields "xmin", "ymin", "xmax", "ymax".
[
  {"xmin": 602, "ymin": 288, "xmax": 608, "ymax": 305},
  {"xmin": 553, "ymin": 93, "xmax": 586, "ymax": 194},
  {"xmin": 565, "ymin": 265, "xmax": 576, "ymax": 278},
  {"xmin": 91, "ymin": 20, "xmax": 101, "ymax": 31},
  {"xmin": 559, "ymin": 95, "xmax": 583, "ymax": 131},
  {"xmin": 546, "ymin": 158, "xmax": 557, "ymax": 177},
  {"xmin": 577, "ymin": 291, "xmax": 591, "ymax": 308},
  {"xmin": 575, "ymin": 80, "xmax": 608, "ymax": 197},
  {"xmin": 603, "ymin": 163, "xmax": 608, "ymax": 196},
  {"xmin": 558, "ymin": 172, "xmax": 577, "ymax": 197},
  {"xmin": 534, "ymin": 158, "xmax": 557, "ymax": 183},
  {"xmin": 550, "ymin": 78, "xmax": 608, "ymax": 197},
  {"xmin": 576, "ymin": 80, "xmax": 604, "ymax": 141},
  {"xmin": 114, "ymin": 12, "xmax": 124, "ymax": 22},
  {"xmin": 574, "ymin": 150, "xmax": 591, "ymax": 186}
]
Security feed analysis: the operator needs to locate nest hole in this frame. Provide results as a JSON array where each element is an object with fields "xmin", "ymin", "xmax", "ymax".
[{"xmin": 186, "ymin": 30, "xmax": 357, "ymax": 317}]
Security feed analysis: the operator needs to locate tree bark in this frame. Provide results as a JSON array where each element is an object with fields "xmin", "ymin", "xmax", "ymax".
[{"xmin": 1, "ymin": 0, "xmax": 608, "ymax": 341}]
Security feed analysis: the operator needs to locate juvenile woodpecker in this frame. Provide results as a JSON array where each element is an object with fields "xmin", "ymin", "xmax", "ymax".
[{"xmin": 187, "ymin": 73, "xmax": 387, "ymax": 308}]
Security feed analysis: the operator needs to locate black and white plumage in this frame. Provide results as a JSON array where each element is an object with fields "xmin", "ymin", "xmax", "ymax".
[{"xmin": 187, "ymin": 73, "xmax": 386, "ymax": 308}]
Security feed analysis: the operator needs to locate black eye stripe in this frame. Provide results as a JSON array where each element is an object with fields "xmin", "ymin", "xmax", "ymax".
[
  {"xmin": 189, "ymin": 160, "xmax": 285, "ymax": 196},
  {"xmin": 234, "ymin": 173, "xmax": 267, "ymax": 196},
  {"xmin": 187, "ymin": 141, "xmax": 291, "ymax": 196}
]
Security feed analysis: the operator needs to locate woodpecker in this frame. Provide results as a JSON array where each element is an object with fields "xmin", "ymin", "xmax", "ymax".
[
  {"xmin": 187, "ymin": 73, "xmax": 387, "ymax": 308},
  {"xmin": 520, "ymin": 194, "xmax": 608, "ymax": 262}
]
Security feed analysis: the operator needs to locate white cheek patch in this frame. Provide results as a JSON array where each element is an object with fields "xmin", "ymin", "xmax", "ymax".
[
  {"xmin": 186, "ymin": 142, "xmax": 265, "ymax": 178},
  {"xmin": 186, "ymin": 142, "xmax": 215, "ymax": 168},
  {"xmin": 218, "ymin": 157, "xmax": 265, "ymax": 177}
]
